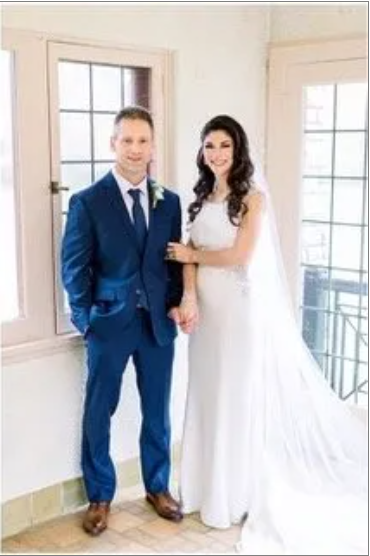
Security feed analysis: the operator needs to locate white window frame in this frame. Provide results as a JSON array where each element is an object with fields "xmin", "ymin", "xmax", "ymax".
[
  {"xmin": 1, "ymin": 30, "xmax": 54, "ymax": 350},
  {"xmin": 2, "ymin": 29, "xmax": 172, "ymax": 362},
  {"xmin": 266, "ymin": 38, "xmax": 367, "ymax": 307}
]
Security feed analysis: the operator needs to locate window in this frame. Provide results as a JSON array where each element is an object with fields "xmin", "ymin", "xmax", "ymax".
[
  {"xmin": 300, "ymin": 83, "xmax": 368, "ymax": 405},
  {"xmin": 1, "ymin": 49, "xmax": 19, "ymax": 322},
  {"xmin": 48, "ymin": 42, "xmax": 168, "ymax": 333},
  {"xmin": 2, "ymin": 30, "xmax": 170, "ymax": 355},
  {"xmin": 1, "ymin": 30, "xmax": 53, "ymax": 349},
  {"xmin": 267, "ymin": 39, "xmax": 367, "ymax": 406}
]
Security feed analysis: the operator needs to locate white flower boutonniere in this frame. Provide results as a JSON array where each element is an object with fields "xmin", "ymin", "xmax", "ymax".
[{"xmin": 151, "ymin": 181, "xmax": 165, "ymax": 209}]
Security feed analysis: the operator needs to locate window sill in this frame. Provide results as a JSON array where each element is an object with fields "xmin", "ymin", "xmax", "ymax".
[{"xmin": 2, "ymin": 333, "xmax": 83, "ymax": 366}]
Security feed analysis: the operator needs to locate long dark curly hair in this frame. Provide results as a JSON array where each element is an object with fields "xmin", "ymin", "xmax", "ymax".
[{"xmin": 188, "ymin": 115, "xmax": 255, "ymax": 226}]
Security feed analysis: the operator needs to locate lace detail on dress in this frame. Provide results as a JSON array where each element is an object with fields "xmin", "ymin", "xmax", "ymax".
[{"xmin": 221, "ymin": 265, "xmax": 251, "ymax": 296}]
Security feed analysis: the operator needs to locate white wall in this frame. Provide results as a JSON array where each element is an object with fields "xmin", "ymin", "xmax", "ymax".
[
  {"xmin": 2, "ymin": 4, "xmax": 269, "ymax": 502},
  {"xmin": 270, "ymin": 4, "xmax": 368, "ymax": 43}
]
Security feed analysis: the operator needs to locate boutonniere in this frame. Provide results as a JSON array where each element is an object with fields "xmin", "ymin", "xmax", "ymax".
[{"xmin": 150, "ymin": 181, "xmax": 165, "ymax": 209}]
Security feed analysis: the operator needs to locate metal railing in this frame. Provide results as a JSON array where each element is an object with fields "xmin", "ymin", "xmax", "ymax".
[{"xmin": 302, "ymin": 268, "xmax": 368, "ymax": 404}]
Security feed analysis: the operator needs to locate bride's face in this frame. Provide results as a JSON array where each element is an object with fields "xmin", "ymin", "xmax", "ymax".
[{"xmin": 203, "ymin": 130, "xmax": 234, "ymax": 180}]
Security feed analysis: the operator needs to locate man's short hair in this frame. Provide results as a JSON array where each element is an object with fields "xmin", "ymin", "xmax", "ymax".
[{"xmin": 113, "ymin": 106, "xmax": 154, "ymax": 132}]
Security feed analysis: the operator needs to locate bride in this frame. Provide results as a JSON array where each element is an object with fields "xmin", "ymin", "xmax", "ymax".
[{"xmin": 166, "ymin": 115, "xmax": 368, "ymax": 555}]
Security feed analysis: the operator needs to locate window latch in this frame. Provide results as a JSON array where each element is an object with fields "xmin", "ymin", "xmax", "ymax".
[{"xmin": 50, "ymin": 181, "xmax": 70, "ymax": 194}]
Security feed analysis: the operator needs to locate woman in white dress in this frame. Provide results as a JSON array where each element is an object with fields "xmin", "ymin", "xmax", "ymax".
[{"xmin": 167, "ymin": 115, "xmax": 368, "ymax": 555}]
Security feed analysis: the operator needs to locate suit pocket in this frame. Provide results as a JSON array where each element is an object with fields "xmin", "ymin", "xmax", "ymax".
[
  {"xmin": 90, "ymin": 300, "xmax": 126, "ymax": 320},
  {"xmin": 89, "ymin": 300, "xmax": 135, "ymax": 336}
]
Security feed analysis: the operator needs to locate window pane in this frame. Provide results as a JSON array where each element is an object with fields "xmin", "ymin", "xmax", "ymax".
[
  {"xmin": 301, "ymin": 266, "xmax": 329, "ymax": 310},
  {"xmin": 93, "ymin": 114, "xmax": 115, "ymax": 161},
  {"xmin": 60, "ymin": 112, "xmax": 91, "ymax": 161},
  {"xmin": 59, "ymin": 62, "xmax": 90, "ymax": 110},
  {"xmin": 304, "ymin": 85, "xmax": 334, "ymax": 131},
  {"xmin": 61, "ymin": 163, "xmax": 92, "ymax": 212},
  {"xmin": 303, "ymin": 133, "xmax": 333, "ymax": 176},
  {"xmin": 362, "ymin": 227, "xmax": 368, "ymax": 270},
  {"xmin": 123, "ymin": 67, "xmax": 150, "ymax": 108},
  {"xmin": 92, "ymin": 65, "xmax": 121, "ymax": 111},
  {"xmin": 0, "ymin": 50, "xmax": 19, "ymax": 321},
  {"xmin": 333, "ymin": 179, "xmax": 365, "ymax": 224},
  {"xmin": 336, "ymin": 83, "xmax": 367, "ymax": 130},
  {"xmin": 330, "ymin": 270, "xmax": 362, "ymax": 312},
  {"xmin": 361, "ymin": 273, "xmax": 368, "ymax": 308},
  {"xmin": 332, "ymin": 225, "xmax": 362, "ymax": 270},
  {"xmin": 301, "ymin": 223, "xmax": 330, "ymax": 266},
  {"xmin": 302, "ymin": 308, "xmax": 329, "ymax": 358},
  {"xmin": 301, "ymin": 81, "xmax": 368, "ymax": 405},
  {"xmin": 94, "ymin": 163, "xmax": 113, "ymax": 181},
  {"xmin": 302, "ymin": 177, "xmax": 331, "ymax": 221},
  {"xmin": 334, "ymin": 132, "xmax": 365, "ymax": 177},
  {"xmin": 359, "ymin": 317, "xmax": 368, "ymax": 363},
  {"xmin": 123, "ymin": 68, "xmax": 135, "ymax": 105}
]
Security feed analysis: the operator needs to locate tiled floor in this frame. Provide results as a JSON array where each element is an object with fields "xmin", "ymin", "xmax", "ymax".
[{"xmin": 2, "ymin": 486, "xmax": 240, "ymax": 555}]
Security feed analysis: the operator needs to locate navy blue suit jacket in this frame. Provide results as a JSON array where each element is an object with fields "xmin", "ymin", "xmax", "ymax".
[{"xmin": 61, "ymin": 171, "xmax": 183, "ymax": 346}]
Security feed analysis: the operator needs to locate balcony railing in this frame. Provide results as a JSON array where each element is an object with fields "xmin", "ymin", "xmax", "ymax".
[{"xmin": 302, "ymin": 268, "xmax": 368, "ymax": 405}]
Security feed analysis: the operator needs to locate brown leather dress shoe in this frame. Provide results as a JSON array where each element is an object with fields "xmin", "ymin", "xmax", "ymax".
[
  {"xmin": 146, "ymin": 491, "xmax": 183, "ymax": 522},
  {"xmin": 82, "ymin": 502, "xmax": 110, "ymax": 536}
]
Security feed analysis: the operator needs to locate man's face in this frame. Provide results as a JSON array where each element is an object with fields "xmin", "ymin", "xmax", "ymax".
[{"xmin": 111, "ymin": 118, "xmax": 154, "ymax": 183}]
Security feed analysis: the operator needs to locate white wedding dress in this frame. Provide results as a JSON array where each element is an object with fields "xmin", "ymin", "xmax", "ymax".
[{"xmin": 179, "ymin": 193, "xmax": 368, "ymax": 555}]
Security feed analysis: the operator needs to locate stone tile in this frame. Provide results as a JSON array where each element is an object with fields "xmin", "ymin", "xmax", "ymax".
[
  {"xmin": 108, "ymin": 510, "xmax": 146, "ymax": 533},
  {"xmin": 123, "ymin": 527, "xmax": 161, "ymax": 549},
  {"xmin": 2, "ymin": 495, "xmax": 32, "ymax": 539},
  {"xmin": 1, "ymin": 490, "xmax": 241, "ymax": 555},
  {"xmin": 206, "ymin": 525, "xmax": 241, "ymax": 545},
  {"xmin": 62, "ymin": 478, "xmax": 87, "ymax": 512},
  {"xmin": 1, "ymin": 537, "xmax": 33, "ymax": 553},
  {"xmin": 206, "ymin": 539, "xmax": 234, "ymax": 553},
  {"xmin": 40, "ymin": 520, "xmax": 90, "ymax": 548},
  {"xmin": 152, "ymin": 533, "xmax": 201, "ymax": 554},
  {"xmin": 8, "ymin": 527, "xmax": 55, "ymax": 551},
  {"xmin": 180, "ymin": 529, "xmax": 217, "ymax": 548},
  {"xmin": 124, "ymin": 502, "xmax": 158, "ymax": 522},
  {"xmin": 184, "ymin": 515, "xmax": 212, "ymax": 533},
  {"xmin": 32, "ymin": 485, "xmax": 63, "ymax": 525},
  {"xmin": 138, "ymin": 518, "xmax": 183, "ymax": 539},
  {"xmin": 116, "ymin": 541, "xmax": 155, "ymax": 554}
]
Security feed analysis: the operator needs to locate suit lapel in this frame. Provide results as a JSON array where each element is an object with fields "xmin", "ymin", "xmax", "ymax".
[{"xmin": 144, "ymin": 178, "xmax": 161, "ymax": 259}]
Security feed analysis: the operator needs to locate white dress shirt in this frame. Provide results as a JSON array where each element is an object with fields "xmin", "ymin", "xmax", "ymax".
[{"xmin": 112, "ymin": 167, "xmax": 149, "ymax": 227}]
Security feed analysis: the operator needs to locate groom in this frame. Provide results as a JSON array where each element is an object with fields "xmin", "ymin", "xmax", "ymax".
[{"xmin": 61, "ymin": 106, "xmax": 184, "ymax": 535}]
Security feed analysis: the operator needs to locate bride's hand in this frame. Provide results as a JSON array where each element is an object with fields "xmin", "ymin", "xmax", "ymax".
[{"xmin": 167, "ymin": 242, "xmax": 196, "ymax": 263}]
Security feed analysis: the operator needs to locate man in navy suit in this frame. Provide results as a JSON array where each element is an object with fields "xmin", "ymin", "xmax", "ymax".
[{"xmin": 61, "ymin": 106, "xmax": 184, "ymax": 535}]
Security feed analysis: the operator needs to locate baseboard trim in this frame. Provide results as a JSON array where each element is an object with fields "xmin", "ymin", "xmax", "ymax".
[
  {"xmin": 1, "ymin": 455, "xmax": 141, "ymax": 539},
  {"xmin": 2, "ymin": 442, "xmax": 182, "ymax": 539}
]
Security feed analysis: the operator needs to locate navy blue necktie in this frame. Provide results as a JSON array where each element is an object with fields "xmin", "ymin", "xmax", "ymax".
[{"xmin": 128, "ymin": 188, "xmax": 147, "ymax": 254}]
